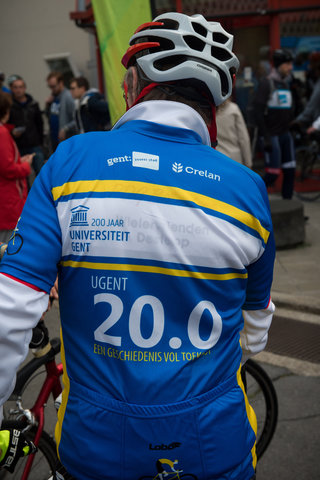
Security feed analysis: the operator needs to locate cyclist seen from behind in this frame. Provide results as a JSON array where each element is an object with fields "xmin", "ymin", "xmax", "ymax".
[{"xmin": 0, "ymin": 12, "xmax": 275, "ymax": 480}]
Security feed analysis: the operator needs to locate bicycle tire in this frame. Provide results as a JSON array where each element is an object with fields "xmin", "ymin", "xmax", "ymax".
[
  {"xmin": 0, "ymin": 420, "xmax": 58, "ymax": 480},
  {"xmin": 295, "ymin": 146, "xmax": 316, "ymax": 182},
  {"xmin": 241, "ymin": 359, "xmax": 278, "ymax": 459}
]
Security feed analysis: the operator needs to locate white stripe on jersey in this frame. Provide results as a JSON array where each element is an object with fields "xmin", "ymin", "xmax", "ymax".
[{"xmin": 57, "ymin": 198, "xmax": 264, "ymax": 269}]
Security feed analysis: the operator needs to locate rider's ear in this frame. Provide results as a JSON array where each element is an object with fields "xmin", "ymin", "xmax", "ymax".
[{"xmin": 127, "ymin": 67, "xmax": 139, "ymax": 108}]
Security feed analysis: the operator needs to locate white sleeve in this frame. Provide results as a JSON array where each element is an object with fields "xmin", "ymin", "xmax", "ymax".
[
  {"xmin": 0, "ymin": 274, "xmax": 49, "ymax": 426},
  {"xmin": 312, "ymin": 116, "xmax": 320, "ymax": 130},
  {"xmin": 240, "ymin": 300, "xmax": 275, "ymax": 364}
]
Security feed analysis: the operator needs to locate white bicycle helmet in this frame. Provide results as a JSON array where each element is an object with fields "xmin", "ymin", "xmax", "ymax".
[{"xmin": 122, "ymin": 12, "xmax": 239, "ymax": 106}]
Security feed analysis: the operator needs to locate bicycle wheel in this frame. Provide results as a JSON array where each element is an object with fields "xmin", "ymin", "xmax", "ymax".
[
  {"xmin": 295, "ymin": 191, "xmax": 320, "ymax": 202},
  {"xmin": 295, "ymin": 145, "xmax": 316, "ymax": 181},
  {"xmin": 241, "ymin": 359, "xmax": 278, "ymax": 460},
  {"xmin": 0, "ymin": 420, "xmax": 58, "ymax": 480}
]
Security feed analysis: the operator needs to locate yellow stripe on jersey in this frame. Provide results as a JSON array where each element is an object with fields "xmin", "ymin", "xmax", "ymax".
[
  {"xmin": 52, "ymin": 180, "xmax": 270, "ymax": 243},
  {"xmin": 60, "ymin": 260, "xmax": 248, "ymax": 281},
  {"xmin": 236, "ymin": 363, "xmax": 258, "ymax": 470},
  {"xmin": 55, "ymin": 330, "xmax": 70, "ymax": 459}
]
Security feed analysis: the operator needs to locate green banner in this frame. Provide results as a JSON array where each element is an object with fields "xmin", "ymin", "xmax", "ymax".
[{"xmin": 92, "ymin": 0, "xmax": 152, "ymax": 125}]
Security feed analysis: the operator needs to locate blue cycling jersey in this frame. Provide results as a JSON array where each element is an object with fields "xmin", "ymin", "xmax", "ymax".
[{"xmin": 0, "ymin": 102, "xmax": 275, "ymax": 480}]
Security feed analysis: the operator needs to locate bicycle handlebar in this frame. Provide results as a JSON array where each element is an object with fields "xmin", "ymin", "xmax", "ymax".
[
  {"xmin": 29, "ymin": 322, "xmax": 50, "ymax": 351},
  {"xmin": 10, "ymin": 337, "xmax": 61, "ymax": 399}
]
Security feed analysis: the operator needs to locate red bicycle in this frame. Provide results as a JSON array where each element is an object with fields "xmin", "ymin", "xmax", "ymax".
[{"xmin": 0, "ymin": 324, "xmax": 62, "ymax": 480}]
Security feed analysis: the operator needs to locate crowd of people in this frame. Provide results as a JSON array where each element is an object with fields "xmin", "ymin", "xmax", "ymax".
[
  {"xmin": 217, "ymin": 48, "xmax": 320, "ymax": 200},
  {"xmin": 250, "ymin": 49, "xmax": 320, "ymax": 200},
  {"xmin": 0, "ymin": 71, "xmax": 110, "ymax": 244},
  {"xmin": 0, "ymin": 11, "xmax": 319, "ymax": 478},
  {"xmin": 0, "ymin": 45, "xmax": 319, "ymax": 240},
  {"xmin": 210, "ymin": 47, "xmax": 320, "ymax": 199},
  {"xmin": 1, "ymin": 70, "xmax": 111, "ymax": 158}
]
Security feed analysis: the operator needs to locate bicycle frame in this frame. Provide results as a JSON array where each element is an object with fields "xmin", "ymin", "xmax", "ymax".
[
  {"xmin": 9, "ymin": 339, "xmax": 63, "ymax": 480},
  {"xmin": 23, "ymin": 360, "xmax": 62, "ymax": 478}
]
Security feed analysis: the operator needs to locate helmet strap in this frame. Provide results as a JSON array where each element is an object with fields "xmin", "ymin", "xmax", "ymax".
[
  {"xmin": 200, "ymin": 89, "xmax": 217, "ymax": 147},
  {"xmin": 208, "ymin": 103, "xmax": 217, "ymax": 148},
  {"xmin": 127, "ymin": 82, "xmax": 160, "ymax": 111},
  {"xmin": 123, "ymin": 80, "xmax": 129, "ymax": 110}
]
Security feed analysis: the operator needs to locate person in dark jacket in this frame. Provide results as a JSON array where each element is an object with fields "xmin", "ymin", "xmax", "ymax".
[
  {"xmin": 45, "ymin": 72, "xmax": 76, "ymax": 153},
  {"xmin": 295, "ymin": 52, "xmax": 320, "ymax": 128},
  {"xmin": 70, "ymin": 76, "xmax": 110, "ymax": 133},
  {"xmin": 8, "ymin": 75, "xmax": 45, "ymax": 176},
  {"xmin": 253, "ymin": 49, "xmax": 296, "ymax": 199}
]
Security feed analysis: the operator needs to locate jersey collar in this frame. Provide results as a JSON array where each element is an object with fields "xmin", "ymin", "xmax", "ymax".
[{"xmin": 112, "ymin": 100, "xmax": 211, "ymax": 146}]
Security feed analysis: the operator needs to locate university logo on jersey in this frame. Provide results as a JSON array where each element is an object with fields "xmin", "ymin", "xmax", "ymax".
[{"xmin": 69, "ymin": 205, "xmax": 90, "ymax": 227}]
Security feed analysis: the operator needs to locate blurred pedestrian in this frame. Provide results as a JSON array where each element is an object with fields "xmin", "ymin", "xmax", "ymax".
[
  {"xmin": 295, "ymin": 52, "xmax": 320, "ymax": 128},
  {"xmin": 70, "ymin": 76, "xmax": 110, "ymax": 133},
  {"xmin": 253, "ymin": 49, "xmax": 296, "ymax": 199},
  {"xmin": 45, "ymin": 72, "xmax": 76, "ymax": 152},
  {"xmin": 0, "ymin": 91, "xmax": 33, "ymax": 243},
  {"xmin": 216, "ymin": 98, "xmax": 252, "ymax": 168},
  {"xmin": 0, "ymin": 72, "xmax": 10, "ymax": 94},
  {"xmin": 8, "ymin": 74, "xmax": 45, "ymax": 176}
]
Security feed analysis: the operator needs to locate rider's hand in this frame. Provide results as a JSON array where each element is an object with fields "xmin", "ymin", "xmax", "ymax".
[
  {"xmin": 21, "ymin": 154, "xmax": 34, "ymax": 165},
  {"xmin": 58, "ymin": 128, "xmax": 66, "ymax": 141},
  {"xmin": 40, "ymin": 276, "xmax": 59, "ymax": 321},
  {"xmin": 0, "ymin": 243, "xmax": 7, "ymax": 261},
  {"xmin": 307, "ymin": 126, "xmax": 317, "ymax": 135},
  {"xmin": 0, "ymin": 429, "xmax": 37, "ymax": 473},
  {"xmin": 50, "ymin": 276, "xmax": 59, "ymax": 303}
]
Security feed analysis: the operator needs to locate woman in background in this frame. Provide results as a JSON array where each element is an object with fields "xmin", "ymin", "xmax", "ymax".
[
  {"xmin": 216, "ymin": 97, "xmax": 252, "ymax": 168},
  {"xmin": 0, "ymin": 91, "xmax": 33, "ymax": 242}
]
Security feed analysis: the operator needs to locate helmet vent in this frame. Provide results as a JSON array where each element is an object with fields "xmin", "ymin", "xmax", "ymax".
[
  {"xmin": 212, "ymin": 32, "xmax": 229, "ymax": 44},
  {"xmin": 211, "ymin": 46, "xmax": 232, "ymax": 61},
  {"xmin": 153, "ymin": 55, "xmax": 187, "ymax": 71},
  {"xmin": 153, "ymin": 54, "xmax": 219, "ymax": 74},
  {"xmin": 183, "ymin": 35, "xmax": 206, "ymax": 52},
  {"xmin": 160, "ymin": 18, "xmax": 180, "ymax": 30},
  {"xmin": 191, "ymin": 22, "xmax": 208, "ymax": 38},
  {"xmin": 132, "ymin": 36, "xmax": 175, "ymax": 53},
  {"xmin": 218, "ymin": 68, "xmax": 229, "ymax": 96}
]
